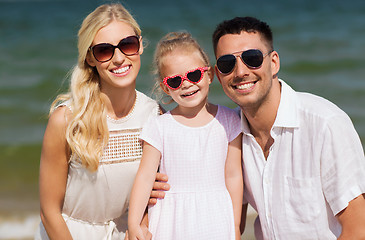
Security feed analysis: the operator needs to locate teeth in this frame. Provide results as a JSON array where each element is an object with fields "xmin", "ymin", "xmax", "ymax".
[
  {"xmin": 182, "ymin": 90, "xmax": 198, "ymax": 97},
  {"xmin": 236, "ymin": 83, "xmax": 254, "ymax": 90},
  {"xmin": 112, "ymin": 66, "xmax": 129, "ymax": 74}
]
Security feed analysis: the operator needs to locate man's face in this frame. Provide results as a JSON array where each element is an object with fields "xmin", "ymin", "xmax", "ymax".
[{"xmin": 215, "ymin": 31, "xmax": 279, "ymax": 110}]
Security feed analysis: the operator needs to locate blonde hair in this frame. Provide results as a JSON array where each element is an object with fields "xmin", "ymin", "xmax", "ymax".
[
  {"xmin": 152, "ymin": 32, "xmax": 210, "ymax": 103},
  {"xmin": 51, "ymin": 3, "xmax": 141, "ymax": 172}
]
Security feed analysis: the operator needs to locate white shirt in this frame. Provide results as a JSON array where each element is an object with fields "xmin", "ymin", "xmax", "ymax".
[{"xmin": 241, "ymin": 79, "xmax": 365, "ymax": 240}]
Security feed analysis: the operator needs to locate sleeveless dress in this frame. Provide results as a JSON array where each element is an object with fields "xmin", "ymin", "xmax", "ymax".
[
  {"xmin": 35, "ymin": 91, "xmax": 159, "ymax": 240},
  {"xmin": 140, "ymin": 105, "xmax": 241, "ymax": 240}
]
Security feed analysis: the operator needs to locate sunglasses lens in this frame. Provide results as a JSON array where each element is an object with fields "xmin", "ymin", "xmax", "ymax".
[
  {"xmin": 241, "ymin": 49, "xmax": 263, "ymax": 68},
  {"xmin": 217, "ymin": 54, "xmax": 236, "ymax": 74},
  {"xmin": 186, "ymin": 69, "xmax": 202, "ymax": 83},
  {"xmin": 167, "ymin": 76, "xmax": 182, "ymax": 89},
  {"xmin": 119, "ymin": 36, "xmax": 140, "ymax": 56},
  {"xmin": 92, "ymin": 44, "xmax": 114, "ymax": 62}
]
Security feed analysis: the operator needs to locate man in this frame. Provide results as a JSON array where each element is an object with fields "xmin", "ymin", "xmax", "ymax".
[
  {"xmin": 212, "ymin": 16, "xmax": 365, "ymax": 239},
  {"xmin": 150, "ymin": 17, "xmax": 365, "ymax": 239}
]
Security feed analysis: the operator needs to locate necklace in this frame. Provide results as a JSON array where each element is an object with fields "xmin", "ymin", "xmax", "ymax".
[{"xmin": 106, "ymin": 91, "xmax": 138, "ymax": 123}]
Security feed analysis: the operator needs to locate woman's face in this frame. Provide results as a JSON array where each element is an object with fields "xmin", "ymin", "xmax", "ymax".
[{"xmin": 87, "ymin": 20, "xmax": 143, "ymax": 93}]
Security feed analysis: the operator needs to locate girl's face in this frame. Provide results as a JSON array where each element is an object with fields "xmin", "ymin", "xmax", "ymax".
[
  {"xmin": 87, "ymin": 20, "xmax": 143, "ymax": 93},
  {"xmin": 160, "ymin": 49, "xmax": 213, "ymax": 110}
]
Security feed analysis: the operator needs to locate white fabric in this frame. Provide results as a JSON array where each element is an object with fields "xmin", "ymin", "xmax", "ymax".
[
  {"xmin": 35, "ymin": 91, "xmax": 159, "ymax": 240},
  {"xmin": 241, "ymin": 79, "xmax": 365, "ymax": 240},
  {"xmin": 140, "ymin": 105, "xmax": 241, "ymax": 240}
]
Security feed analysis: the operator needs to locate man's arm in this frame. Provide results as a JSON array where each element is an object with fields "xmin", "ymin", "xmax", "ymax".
[{"xmin": 337, "ymin": 193, "xmax": 365, "ymax": 239}]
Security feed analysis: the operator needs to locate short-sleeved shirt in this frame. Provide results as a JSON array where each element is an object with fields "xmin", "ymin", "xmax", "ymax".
[{"xmin": 242, "ymin": 79, "xmax": 365, "ymax": 239}]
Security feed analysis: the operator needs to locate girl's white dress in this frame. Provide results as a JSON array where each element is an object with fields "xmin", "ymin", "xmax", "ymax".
[
  {"xmin": 140, "ymin": 104, "xmax": 241, "ymax": 240},
  {"xmin": 35, "ymin": 91, "xmax": 159, "ymax": 240}
]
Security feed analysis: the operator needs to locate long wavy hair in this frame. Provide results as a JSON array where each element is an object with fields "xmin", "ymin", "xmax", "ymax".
[
  {"xmin": 50, "ymin": 3, "xmax": 141, "ymax": 172},
  {"xmin": 152, "ymin": 32, "xmax": 211, "ymax": 103}
]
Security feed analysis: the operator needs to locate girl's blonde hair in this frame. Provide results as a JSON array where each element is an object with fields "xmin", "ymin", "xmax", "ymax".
[
  {"xmin": 152, "ymin": 32, "xmax": 210, "ymax": 103},
  {"xmin": 51, "ymin": 3, "xmax": 141, "ymax": 172}
]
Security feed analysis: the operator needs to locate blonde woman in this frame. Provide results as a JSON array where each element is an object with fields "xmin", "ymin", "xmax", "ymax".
[{"xmin": 35, "ymin": 3, "xmax": 159, "ymax": 239}]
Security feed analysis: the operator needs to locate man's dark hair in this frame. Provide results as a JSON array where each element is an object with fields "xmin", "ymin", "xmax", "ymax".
[{"xmin": 212, "ymin": 16, "xmax": 273, "ymax": 56}]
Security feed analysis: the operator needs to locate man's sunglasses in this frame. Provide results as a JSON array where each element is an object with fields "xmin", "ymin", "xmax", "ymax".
[
  {"xmin": 90, "ymin": 35, "xmax": 140, "ymax": 63},
  {"xmin": 216, "ymin": 49, "xmax": 273, "ymax": 74},
  {"xmin": 163, "ymin": 67, "xmax": 209, "ymax": 90}
]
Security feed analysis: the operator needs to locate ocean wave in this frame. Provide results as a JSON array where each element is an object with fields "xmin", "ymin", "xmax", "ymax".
[{"xmin": 0, "ymin": 214, "xmax": 39, "ymax": 239}]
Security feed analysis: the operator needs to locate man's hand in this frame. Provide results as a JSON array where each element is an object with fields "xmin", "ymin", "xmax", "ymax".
[{"xmin": 148, "ymin": 173, "xmax": 170, "ymax": 205}]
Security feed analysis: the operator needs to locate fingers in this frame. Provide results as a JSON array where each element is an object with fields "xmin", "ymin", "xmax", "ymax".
[
  {"xmin": 152, "ymin": 180, "xmax": 170, "ymax": 191},
  {"xmin": 124, "ymin": 230, "xmax": 129, "ymax": 240},
  {"xmin": 141, "ymin": 224, "xmax": 153, "ymax": 240},
  {"xmin": 145, "ymin": 231, "xmax": 152, "ymax": 240},
  {"xmin": 155, "ymin": 172, "xmax": 168, "ymax": 182}
]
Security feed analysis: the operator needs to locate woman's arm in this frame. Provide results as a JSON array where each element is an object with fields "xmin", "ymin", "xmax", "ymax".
[
  {"xmin": 225, "ymin": 134, "xmax": 243, "ymax": 240},
  {"xmin": 128, "ymin": 143, "xmax": 161, "ymax": 240},
  {"xmin": 39, "ymin": 106, "xmax": 73, "ymax": 239}
]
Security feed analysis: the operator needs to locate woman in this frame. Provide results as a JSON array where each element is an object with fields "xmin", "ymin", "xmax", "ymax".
[{"xmin": 35, "ymin": 3, "xmax": 159, "ymax": 239}]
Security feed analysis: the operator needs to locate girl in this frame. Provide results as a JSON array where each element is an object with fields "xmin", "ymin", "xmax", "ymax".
[
  {"xmin": 128, "ymin": 32, "xmax": 243, "ymax": 240},
  {"xmin": 36, "ymin": 3, "xmax": 159, "ymax": 240}
]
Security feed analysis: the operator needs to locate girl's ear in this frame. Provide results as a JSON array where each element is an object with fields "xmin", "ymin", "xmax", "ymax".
[
  {"xmin": 207, "ymin": 67, "xmax": 215, "ymax": 84},
  {"xmin": 160, "ymin": 82, "xmax": 170, "ymax": 95},
  {"xmin": 214, "ymin": 65, "xmax": 222, "ymax": 84}
]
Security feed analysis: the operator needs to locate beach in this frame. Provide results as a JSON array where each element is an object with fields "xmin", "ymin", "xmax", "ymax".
[{"xmin": 1, "ymin": 0, "xmax": 364, "ymax": 239}]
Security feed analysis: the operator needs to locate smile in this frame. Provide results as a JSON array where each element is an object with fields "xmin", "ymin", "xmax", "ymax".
[
  {"xmin": 112, "ymin": 65, "xmax": 130, "ymax": 74},
  {"xmin": 181, "ymin": 89, "xmax": 199, "ymax": 97},
  {"xmin": 233, "ymin": 81, "xmax": 256, "ymax": 90}
]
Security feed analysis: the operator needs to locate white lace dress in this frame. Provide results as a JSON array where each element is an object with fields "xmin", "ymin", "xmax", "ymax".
[
  {"xmin": 35, "ymin": 91, "xmax": 159, "ymax": 240},
  {"xmin": 140, "ymin": 105, "xmax": 241, "ymax": 240}
]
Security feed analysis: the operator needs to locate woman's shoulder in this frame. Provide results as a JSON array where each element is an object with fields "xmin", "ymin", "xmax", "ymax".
[
  {"xmin": 136, "ymin": 90, "xmax": 160, "ymax": 115},
  {"xmin": 48, "ymin": 105, "xmax": 72, "ymax": 130}
]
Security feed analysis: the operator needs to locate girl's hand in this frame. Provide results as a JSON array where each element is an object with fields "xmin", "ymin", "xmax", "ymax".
[
  {"xmin": 148, "ymin": 173, "xmax": 170, "ymax": 205},
  {"xmin": 128, "ymin": 226, "xmax": 145, "ymax": 240}
]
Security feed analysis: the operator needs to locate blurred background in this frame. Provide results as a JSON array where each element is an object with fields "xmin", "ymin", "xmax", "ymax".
[{"xmin": 0, "ymin": 0, "xmax": 364, "ymax": 239}]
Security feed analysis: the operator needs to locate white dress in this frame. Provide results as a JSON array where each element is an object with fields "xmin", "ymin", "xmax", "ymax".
[
  {"xmin": 35, "ymin": 91, "xmax": 159, "ymax": 240},
  {"xmin": 140, "ymin": 105, "xmax": 241, "ymax": 240}
]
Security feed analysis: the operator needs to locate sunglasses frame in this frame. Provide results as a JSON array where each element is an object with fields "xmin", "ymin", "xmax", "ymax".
[
  {"xmin": 163, "ymin": 66, "xmax": 209, "ymax": 90},
  {"xmin": 216, "ymin": 49, "xmax": 273, "ymax": 74},
  {"xmin": 89, "ymin": 35, "xmax": 140, "ymax": 63}
]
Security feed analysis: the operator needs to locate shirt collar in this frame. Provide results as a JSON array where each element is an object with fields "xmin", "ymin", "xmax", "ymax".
[
  {"xmin": 274, "ymin": 79, "xmax": 299, "ymax": 128},
  {"xmin": 240, "ymin": 79, "xmax": 299, "ymax": 135}
]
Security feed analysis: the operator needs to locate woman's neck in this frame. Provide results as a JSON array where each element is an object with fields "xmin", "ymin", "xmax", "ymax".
[{"xmin": 101, "ymin": 86, "xmax": 137, "ymax": 119}]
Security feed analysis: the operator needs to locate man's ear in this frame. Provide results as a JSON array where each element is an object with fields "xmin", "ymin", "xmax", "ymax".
[
  {"xmin": 86, "ymin": 52, "xmax": 96, "ymax": 67},
  {"xmin": 160, "ymin": 82, "xmax": 170, "ymax": 95},
  {"xmin": 271, "ymin": 50, "xmax": 280, "ymax": 78},
  {"xmin": 214, "ymin": 65, "xmax": 222, "ymax": 84}
]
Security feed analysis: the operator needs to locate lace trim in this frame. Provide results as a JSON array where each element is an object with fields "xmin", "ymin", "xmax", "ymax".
[
  {"xmin": 99, "ymin": 158, "xmax": 141, "ymax": 165},
  {"xmin": 101, "ymin": 127, "xmax": 143, "ymax": 163},
  {"xmin": 106, "ymin": 91, "xmax": 138, "ymax": 124}
]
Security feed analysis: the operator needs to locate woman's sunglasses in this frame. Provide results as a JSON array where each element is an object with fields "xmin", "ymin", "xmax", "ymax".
[
  {"xmin": 216, "ymin": 49, "xmax": 273, "ymax": 74},
  {"xmin": 90, "ymin": 35, "xmax": 140, "ymax": 63},
  {"xmin": 163, "ymin": 67, "xmax": 209, "ymax": 90}
]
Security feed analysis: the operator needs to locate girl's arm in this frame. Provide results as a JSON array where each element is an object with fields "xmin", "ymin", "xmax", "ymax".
[
  {"xmin": 225, "ymin": 133, "xmax": 243, "ymax": 240},
  {"xmin": 39, "ymin": 106, "xmax": 73, "ymax": 239},
  {"xmin": 128, "ymin": 143, "xmax": 161, "ymax": 240}
]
